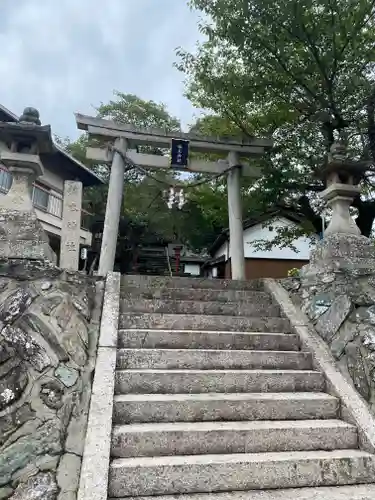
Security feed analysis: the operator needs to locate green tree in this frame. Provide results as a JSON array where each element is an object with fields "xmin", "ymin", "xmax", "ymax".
[
  {"xmin": 178, "ymin": 0, "xmax": 375, "ymax": 241},
  {"xmin": 97, "ymin": 91, "xmax": 181, "ymax": 130}
]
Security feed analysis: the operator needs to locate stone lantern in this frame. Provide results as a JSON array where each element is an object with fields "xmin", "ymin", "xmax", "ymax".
[
  {"xmin": 319, "ymin": 142, "xmax": 368, "ymax": 236},
  {"xmin": 302, "ymin": 141, "xmax": 375, "ymax": 277},
  {"xmin": 0, "ymin": 107, "xmax": 56, "ymax": 261}
]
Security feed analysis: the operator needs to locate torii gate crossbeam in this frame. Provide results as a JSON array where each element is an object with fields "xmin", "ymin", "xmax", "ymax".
[{"xmin": 75, "ymin": 113, "xmax": 273, "ymax": 279}]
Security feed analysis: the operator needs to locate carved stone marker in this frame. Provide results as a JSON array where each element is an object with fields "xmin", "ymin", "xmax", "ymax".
[
  {"xmin": 0, "ymin": 107, "xmax": 56, "ymax": 262},
  {"xmin": 60, "ymin": 180, "xmax": 83, "ymax": 270}
]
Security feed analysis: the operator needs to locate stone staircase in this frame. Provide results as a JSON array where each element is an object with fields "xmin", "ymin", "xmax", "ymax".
[{"xmin": 108, "ymin": 276, "xmax": 375, "ymax": 499}]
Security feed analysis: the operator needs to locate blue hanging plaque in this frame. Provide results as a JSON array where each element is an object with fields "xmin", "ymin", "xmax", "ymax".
[{"xmin": 171, "ymin": 139, "xmax": 189, "ymax": 167}]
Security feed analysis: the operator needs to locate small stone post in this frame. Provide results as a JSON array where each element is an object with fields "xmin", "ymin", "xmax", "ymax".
[
  {"xmin": 227, "ymin": 151, "xmax": 245, "ymax": 280},
  {"xmin": 98, "ymin": 137, "xmax": 127, "ymax": 276},
  {"xmin": 60, "ymin": 180, "xmax": 83, "ymax": 270},
  {"xmin": 0, "ymin": 107, "xmax": 55, "ymax": 262}
]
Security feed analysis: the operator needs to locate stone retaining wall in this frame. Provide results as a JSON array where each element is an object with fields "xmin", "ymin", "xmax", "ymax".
[
  {"xmin": 0, "ymin": 260, "xmax": 103, "ymax": 500},
  {"xmin": 282, "ymin": 269, "xmax": 375, "ymax": 415}
]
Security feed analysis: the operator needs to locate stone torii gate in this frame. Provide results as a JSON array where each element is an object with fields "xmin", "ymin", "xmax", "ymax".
[{"xmin": 75, "ymin": 114, "xmax": 273, "ymax": 279}]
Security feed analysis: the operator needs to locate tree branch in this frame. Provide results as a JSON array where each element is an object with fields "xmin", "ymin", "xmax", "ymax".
[
  {"xmin": 333, "ymin": 0, "xmax": 375, "ymax": 74},
  {"xmin": 264, "ymin": 3, "xmax": 339, "ymax": 119},
  {"xmin": 298, "ymin": 195, "xmax": 323, "ymax": 234},
  {"xmin": 241, "ymin": 24, "xmax": 329, "ymax": 110}
]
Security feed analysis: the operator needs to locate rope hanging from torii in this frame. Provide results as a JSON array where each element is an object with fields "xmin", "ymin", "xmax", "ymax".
[{"xmin": 109, "ymin": 144, "xmax": 234, "ymax": 190}]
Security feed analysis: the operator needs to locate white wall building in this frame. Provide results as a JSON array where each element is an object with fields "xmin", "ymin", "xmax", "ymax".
[{"xmin": 208, "ymin": 208, "xmax": 316, "ymax": 279}]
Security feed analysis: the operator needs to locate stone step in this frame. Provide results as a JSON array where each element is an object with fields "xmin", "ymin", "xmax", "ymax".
[
  {"xmin": 108, "ymin": 449, "xmax": 375, "ymax": 497},
  {"xmin": 111, "ymin": 419, "xmax": 357, "ymax": 458},
  {"xmin": 115, "ymin": 369, "xmax": 325, "ymax": 395},
  {"xmin": 119, "ymin": 314, "xmax": 291, "ymax": 333},
  {"xmin": 113, "ymin": 392, "xmax": 339, "ymax": 424},
  {"xmin": 116, "ymin": 349, "xmax": 312, "ymax": 371},
  {"xmin": 121, "ymin": 287, "xmax": 273, "ymax": 304},
  {"xmin": 120, "ymin": 298, "xmax": 281, "ymax": 317},
  {"xmin": 108, "ymin": 484, "xmax": 375, "ymax": 500},
  {"xmin": 122, "ymin": 275, "xmax": 263, "ymax": 291},
  {"xmin": 118, "ymin": 330, "xmax": 300, "ymax": 351}
]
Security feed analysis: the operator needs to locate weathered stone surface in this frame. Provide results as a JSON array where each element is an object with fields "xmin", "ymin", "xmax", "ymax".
[
  {"xmin": 0, "ymin": 364, "xmax": 28, "ymax": 411},
  {"xmin": 57, "ymin": 493, "xmax": 76, "ymax": 500},
  {"xmin": 72, "ymin": 296, "xmax": 91, "ymax": 321},
  {"xmin": 64, "ymin": 413, "xmax": 87, "ymax": 456},
  {"xmin": 0, "ymin": 266, "xmax": 100, "ymax": 498},
  {"xmin": 36, "ymin": 455, "xmax": 60, "ymax": 472},
  {"xmin": 66, "ymin": 313, "xmax": 88, "ymax": 347},
  {"xmin": 306, "ymin": 234, "xmax": 375, "ymax": 273},
  {"xmin": 56, "ymin": 453, "xmax": 81, "ymax": 492},
  {"xmin": 113, "ymin": 392, "xmax": 339, "ymax": 424},
  {"xmin": 9, "ymin": 472, "xmax": 58, "ymax": 500},
  {"xmin": 0, "ymin": 260, "xmax": 60, "ymax": 280},
  {"xmin": 281, "ymin": 278, "xmax": 301, "ymax": 291},
  {"xmin": 54, "ymin": 365, "xmax": 78, "ymax": 388},
  {"xmin": 10, "ymin": 463, "xmax": 39, "ymax": 486},
  {"xmin": 19, "ymin": 313, "xmax": 68, "ymax": 361},
  {"xmin": 321, "ymin": 273, "xmax": 335, "ymax": 283},
  {"xmin": 109, "ymin": 449, "xmax": 375, "ymax": 496},
  {"xmin": 40, "ymin": 281, "xmax": 52, "ymax": 291},
  {"xmin": 60, "ymin": 180, "xmax": 83, "ymax": 271},
  {"xmin": 0, "ymin": 351, "xmax": 19, "ymax": 377},
  {"xmin": 0, "ymin": 209, "xmax": 56, "ymax": 262},
  {"xmin": 363, "ymin": 328, "xmax": 375, "ymax": 351},
  {"xmin": 346, "ymin": 343, "xmax": 371, "ymax": 401},
  {"xmin": 315, "ymin": 295, "xmax": 352, "ymax": 342},
  {"xmin": 281, "ymin": 269, "xmax": 375, "ymax": 421},
  {"xmin": 120, "ymin": 313, "xmax": 291, "ymax": 333},
  {"xmin": 0, "ymin": 420, "xmax": 62, "ymax": 486},
  {"xmin": 121, "ymin": 297, "xmax": 280, "ymax": 317},
  {"xmin": 0, "ymin": 487, "xmax": 13, "ymax": 499},
  {"xmin": 63, "ymin": 375, "xmax": 92, "ymax": 456},
  {"xmin": 0, "ymin": 287, "xmax": 37, "ymax": 325},
  {"xmin": 0, "ymin": 278, "xmax": 10, "ymax": 291},
  {"xmin": 330, "ymin": 321, "xmax": 359, "ymax": 359},
  {"xmin": 307, "ymin": 293, "xmax": 331, "ymax": 321},
  {"xmin": 0, "ymin": 343, "xmax": 11, "ymax": 363},
  {"xmin": 122, "ymin": 274, "xmax": 262, "ymax": 290},
  {"xmin": 0, "ymin": 405, "xmax": 36, "ymax": 446},
  {"xmin": 40, "ymin": 381, "xmax": 65, "ymax": 410},
  {"xmin": 356, "ymin": 305, "xmax": 375, "ymax": 325},
  {"xmin": 1, "ymin": 325, "xmax": 51, "ymax": 372},
  {"xmin": 60, "ymin": 327, "xmax": 87, "ymax": 367},
  {"xmin": 41, "ymin": 296, "xmax": 62, "ymax": 316},
  {"xmin": 53, "ymin": 300, "xmax": 73, "ymax": 330}
]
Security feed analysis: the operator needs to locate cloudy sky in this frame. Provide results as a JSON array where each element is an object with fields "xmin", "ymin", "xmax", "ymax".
[{"xmin": 0, "ymin": 0, "xmax": 204, "ymax": 140}]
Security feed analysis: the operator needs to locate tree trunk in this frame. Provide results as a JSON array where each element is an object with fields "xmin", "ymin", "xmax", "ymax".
[{"xmin": 298, "ymin": 195, "xmax": 323, "ymax": 234}]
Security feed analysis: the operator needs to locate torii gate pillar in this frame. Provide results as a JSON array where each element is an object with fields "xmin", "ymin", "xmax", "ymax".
[
  {"xmin": 227, "ymin": 152, "xmax": 245, "ymax": 280},
  {"xmin": 98, "ymin": 137, "xmax": 127, "ymax": 276}
]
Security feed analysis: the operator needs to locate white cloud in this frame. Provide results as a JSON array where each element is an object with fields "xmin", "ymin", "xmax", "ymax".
[{"xmin": 0, "ymin": 0, "xmax": 203, "ymax": 138}]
